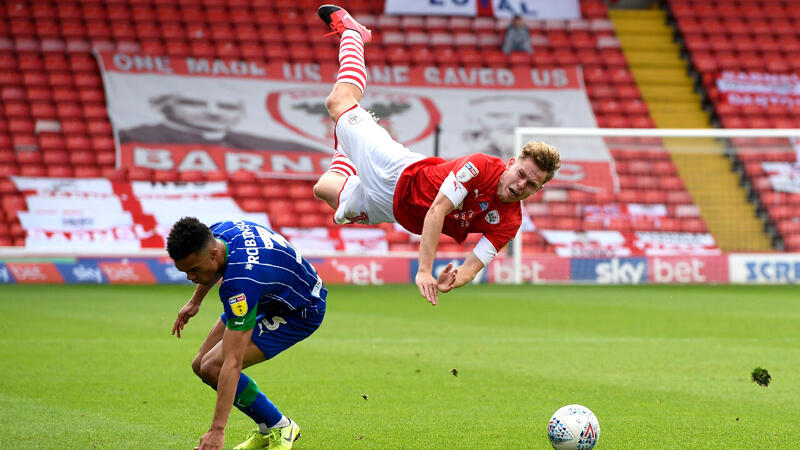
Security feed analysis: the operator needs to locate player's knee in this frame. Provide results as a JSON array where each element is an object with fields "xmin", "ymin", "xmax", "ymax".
[
  {"xmin": 324, "ymin": 93, "xmax": 342, "ymax": 119},
  {"xmin": 191, "ymin": 354, "xmax": 203, "ymax": 378},
  {"xmin": 198, "ymin": 355, "xmax": 221, "ymax": 385},
  {"xmin": 312, "ymin": 180, "xmax": 326, "ymax": 200},
  {"xmin": 313, "ymin": 174, "xmax": 343, "ymax": 208},
  {"xmin": 313, "ymin": 177, "xmax": 333, "ymax": 201},
  {"xmin": 325, "ymin": 91, "xmax": 356, "ymax": 121}
]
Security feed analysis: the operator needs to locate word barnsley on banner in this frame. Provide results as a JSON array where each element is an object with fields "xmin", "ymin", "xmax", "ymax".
[
  {"xmin": 98, "ymin": 53, "xmax": 606, "ymax": 187},
  {"xmin": 384, "ymin": 0, "xmax": 580, "ymax": 19}
]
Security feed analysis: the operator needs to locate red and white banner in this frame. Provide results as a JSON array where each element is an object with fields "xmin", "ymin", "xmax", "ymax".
[
  {"xmin": 10, "ymin": 176, "xmax": 267, "ymax": 250},
  {"xmin": 540, "ymin": 230, "xmax": 719, "ymax": 257},
  {"xmin": 281, "ymin": 227, "xmax": 388, "ymax": 254},
  {"xmin": 582, "ymin": 203, "xmax": 667, "ymax": 227},
  {"xmin": 632, "ymin": 232, "xmax": 719, "ymax": 256},
  {"xmin": 98, "ymin": 53, "xmax": 609, "ymax": 190},
  {"xmin": 384, "ymin": 0, "xmax": 580, "ymax": 19},
  {"xmin": 762, "ymin": 161, "xmax": 800, "ymax": 194},
  {"xmin": 716, "ymin": 71, "xmax": 800, "ymax": 110}
]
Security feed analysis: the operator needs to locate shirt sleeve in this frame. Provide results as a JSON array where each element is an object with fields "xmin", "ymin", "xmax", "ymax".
[
  {"xmin": 482, "ymin": 215, "xmax": 521, "ymax": 258},
  {"xmin": 438, "ymin": 155, "xmax": 490, "ymax": 208},
  {"xmin": 219, "ymin": 280, "xmax": 260, "ymax": 331},
  {"xmin": 472, "ymin": 235, "xmax": 499, "ymax": 265},
  {"xmin": 438, "ymin": 171, "xmax": 469, "ymax": 208}
]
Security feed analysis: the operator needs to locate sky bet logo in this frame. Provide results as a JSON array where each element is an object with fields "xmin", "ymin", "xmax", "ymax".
[{"xmin": 571, "ymin": 258, "xmax": 648, "ymax": 284}]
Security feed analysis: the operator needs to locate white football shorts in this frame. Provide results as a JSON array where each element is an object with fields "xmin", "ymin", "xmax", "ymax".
[{"xmin": 333, "ymin": 106, "xmax": 425, "ymax": 225}]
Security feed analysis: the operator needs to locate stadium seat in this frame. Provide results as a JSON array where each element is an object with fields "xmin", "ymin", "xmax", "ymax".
[
  {"xmin": 240, "ymin": 198, "xmax": 267, "ymax": 212},
  {"xmin": 73, "ymin": 165, "xmax": 101, "ymax": 178}
]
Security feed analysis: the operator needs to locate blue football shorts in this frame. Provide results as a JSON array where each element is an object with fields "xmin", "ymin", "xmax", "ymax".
[{"xmin": 221, "ymin": 302, "xmax": 325, "ymax": 359}]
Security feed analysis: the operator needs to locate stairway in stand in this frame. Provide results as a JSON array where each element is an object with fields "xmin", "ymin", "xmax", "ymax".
[{"xmin": 609, "ymin": 7, "xmax": 772, "ymax": 251}]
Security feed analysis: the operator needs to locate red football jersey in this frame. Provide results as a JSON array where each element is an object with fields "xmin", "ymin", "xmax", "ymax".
[{"xmin": 392, "ymin": 153, "xmax": 522, "ymax": 251}]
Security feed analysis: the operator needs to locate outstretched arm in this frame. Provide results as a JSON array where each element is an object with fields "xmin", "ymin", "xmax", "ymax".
[
  {"xmin": 416, "ymin": 191, "xmax": 456, "ymax": 305},
  {"xmin": 195, "ymin": 326, "xmax": 250, "ymax": 450},
  {"xmin": 452, "ymin": 252, "xmax": 485, "ymax": 288},
  {"xmin": 172, "ymin": 273, "xmax": 222, "ymax": 338}
]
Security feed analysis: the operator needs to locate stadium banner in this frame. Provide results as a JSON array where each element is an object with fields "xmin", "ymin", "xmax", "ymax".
[
  {"xmin": 728, "ymin": 253, "xmax": 800, "ymax": 284},
  {"xmin": 384, "ymin": 0, "xmax": 581, "ymax": 19},
  {"xmin": 540, "ymin": 230, "xmax": 718, "ymax": 257},
  {"xmin": 489, "ymin": 255, "xmax": 571, "ymax": 283},
  {"xmin": 761, "ymin": 161, "xmax": 800, "ymax": 194},
  {"xmin": 0, "ymin": 263, "xmax": 13, "ymax": 283},
  {"xmin": 0, "ymin": 254, "xmax": 788, "ymax": 284},
  {"xmin": 308, "ymin": 257, "xmax": 411, "ymax": 285},
  {"xmin": 55, "ymin": 261, "xmax": 108, "ymax": 284},
  {"xmin": 10, "ymin": 176, "xmax": 268, "ymax": 250},
  {"xmin": 715, "ymin": 71, "xmax": 800, "ymax": 110},
  {"xmin": 570, "ymin": 257, "xmax": 649, "ymax": 284},
  {"xmin": 282, "ymin": 227, "xmax": 388, "ymax": 254},
  {"xmin": 4, "ymin": 262, "xmax": 64, "ymax": 284},
  {"xmin": 98, "ymin": 261, "xmax": 157, "ymax": 284},
  {"xmin": 98, "ymin": 53, "xmax": 610, "ymax": 190},
  {"xmin": 647, "ymin": 255, "xmax": 728, "ymax": 284}
]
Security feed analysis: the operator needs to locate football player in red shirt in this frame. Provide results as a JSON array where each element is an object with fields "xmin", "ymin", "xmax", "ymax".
[{"xmin": 314, "ymin": 5, "xmax": 561, "ymax": 305}]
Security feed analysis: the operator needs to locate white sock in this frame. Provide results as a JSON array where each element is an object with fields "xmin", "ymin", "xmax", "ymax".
[{"xmin": 268, "ymin": 416, "xmax": 291, "ymax": 430}]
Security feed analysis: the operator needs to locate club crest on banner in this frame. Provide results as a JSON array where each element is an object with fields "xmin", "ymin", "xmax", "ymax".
[{"xmin": 267, "ymin": 88, "xmax": 440, "ymax": 147}]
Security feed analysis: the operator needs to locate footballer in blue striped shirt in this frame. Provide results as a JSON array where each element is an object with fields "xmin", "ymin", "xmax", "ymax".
[{"xmin": 167, "ymin": 217, "xmax": 326, "ymax": 450}]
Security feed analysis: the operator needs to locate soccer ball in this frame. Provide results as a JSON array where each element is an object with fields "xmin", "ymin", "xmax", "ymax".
[{"xmin": 546, "ymin": 404, "xmax": 600, "ymax": 450}]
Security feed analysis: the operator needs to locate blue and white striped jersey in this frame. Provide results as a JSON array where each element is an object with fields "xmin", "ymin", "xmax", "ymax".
[{"xmin": 210, "ymin": 219, "xmax": 326, "ymax": 331}]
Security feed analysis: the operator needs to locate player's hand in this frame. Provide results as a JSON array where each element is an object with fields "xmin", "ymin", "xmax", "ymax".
[
  {"xmin": 437, "ymin": 262, "xmax": 458, "ymax": 293},
  {"xmin": 415, "ymin": 270, "xmax": 439, "ymax": 305},
  {"xmin": 172, "ymin": 300, "xmax": 200, "ymax": 338},
  {"xmin": 195, "ymin": 428, "xmax": 224, "ymax": 450}
]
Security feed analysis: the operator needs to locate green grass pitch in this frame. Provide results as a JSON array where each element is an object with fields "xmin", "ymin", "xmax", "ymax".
[{"xmin": 1, "ymin": 284, "xmax": 799, "ymax": 449}]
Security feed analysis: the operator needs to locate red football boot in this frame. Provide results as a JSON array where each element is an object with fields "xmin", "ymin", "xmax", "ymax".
[{"xmin": 317, "ymin": 4, "xmax": 372, "ymax": 44}]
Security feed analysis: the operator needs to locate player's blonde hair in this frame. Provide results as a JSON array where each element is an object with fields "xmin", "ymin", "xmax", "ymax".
[{"xmin": 518, "ymin": 140, "xmax": 561, "ymax": 183}]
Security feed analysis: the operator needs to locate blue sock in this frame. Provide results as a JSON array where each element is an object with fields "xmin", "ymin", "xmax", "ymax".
[{"xmin": 233, "ymin": 373, "xmax": 283, "ymax": 428}]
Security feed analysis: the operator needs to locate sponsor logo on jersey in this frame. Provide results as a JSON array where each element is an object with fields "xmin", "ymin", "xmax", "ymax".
[
  {"xmin": 485, "ymin": 210, "xmax": 500, "ymax": 224},
  {"xmin": 478, "ymin": 201, "xmax": 489, "ymax": 211},
  {"xmin": 456, "ymin": 162, "xmax": 479, "ymax": 183},
  {"xmin": 234, "ymin": 219, "xmax": 261, "ymax": 264},
  {"xmin": 347, "ymin": 112, "xmax": 362, "ymax": 125},
  {"xmin": 228, "ymin": 293, "xmax": 248, "ymax": 317}
]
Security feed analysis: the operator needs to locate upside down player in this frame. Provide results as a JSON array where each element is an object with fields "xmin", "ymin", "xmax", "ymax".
[
  {"xmin": 312, "ymin": 5, "xmax": 562, "ymax": 305},
  {"xmin": 167, "ymin": 217, "xmax": 326, "ymax": 450}
]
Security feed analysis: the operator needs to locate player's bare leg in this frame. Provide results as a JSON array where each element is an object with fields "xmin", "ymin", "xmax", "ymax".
[
  {"xmin": 313, "ymin": 172, "xmax": 344, "ymax": 209},
  {"xmin": 191, "ymin": 319, "xmax": 225, "ymax": 378},
  {"xmin": 196, "ymin": 337, "xmax": 267, "ymax": 387},
  {"xmin": 325, "ymin": 82, "xmax": 362, "ymax": 121}
]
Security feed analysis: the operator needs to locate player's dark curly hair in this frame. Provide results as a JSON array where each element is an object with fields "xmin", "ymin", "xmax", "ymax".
[{"xmin": 166, "ymin": 217, "xmax": 213, "ymax": 261}]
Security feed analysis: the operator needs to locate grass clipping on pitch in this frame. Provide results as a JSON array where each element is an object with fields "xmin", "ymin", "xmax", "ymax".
[{"xmin": 751, "ymin": 367, "xmax": 771, "ymax": 387}]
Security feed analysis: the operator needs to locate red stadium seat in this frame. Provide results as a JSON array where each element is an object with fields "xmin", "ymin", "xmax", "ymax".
[
  {"xmin": 240, "ymin": 198, "xmax": 267, "ymax": 213},
  {"xmin": 73, "ymin": 166, "xmax": 101, "ymax": 178}
]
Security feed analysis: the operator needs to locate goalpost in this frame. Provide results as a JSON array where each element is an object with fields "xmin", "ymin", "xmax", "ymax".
[{"xmin": 509, "ymin": 127, "xmax": 800, "ymax": 284}]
